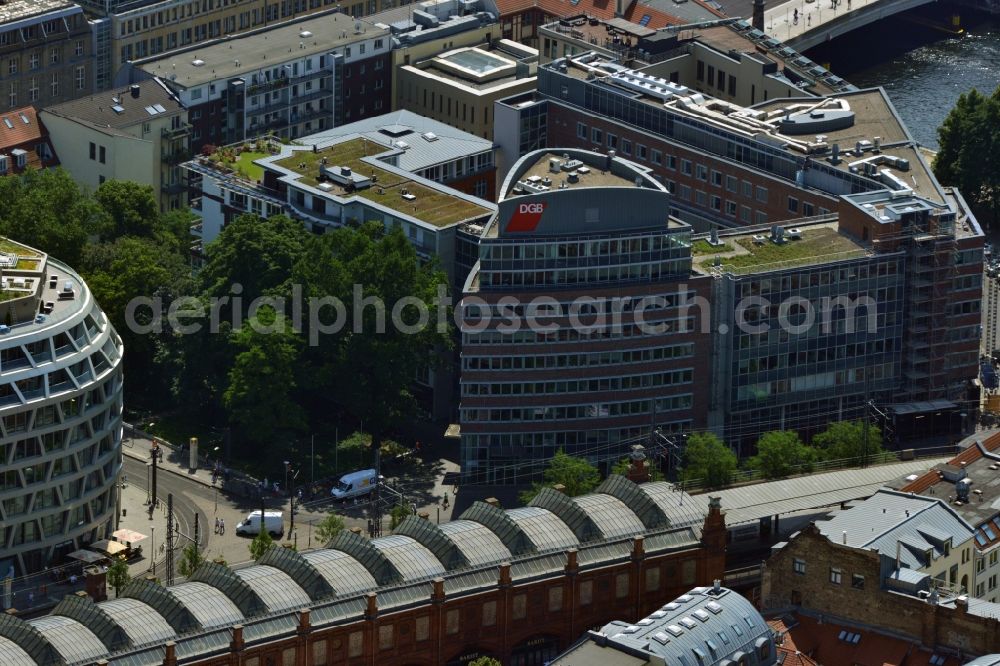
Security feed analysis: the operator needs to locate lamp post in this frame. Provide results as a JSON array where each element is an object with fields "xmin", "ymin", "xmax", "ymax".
[{"xmin": 149, "ymin": 526, "xmax": 156, "ymax": 574}]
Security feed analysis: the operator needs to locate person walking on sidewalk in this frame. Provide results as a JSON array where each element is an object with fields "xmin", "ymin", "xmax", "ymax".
[
  {"xmin": 214, "ymin": 517, "xmax": 220, "ymax": 535},
  {"xmin": 219, "ymin": 518, "xmax": 225, "ymax": 535}
]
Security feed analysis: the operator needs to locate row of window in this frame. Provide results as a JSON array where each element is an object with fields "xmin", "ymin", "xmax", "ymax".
[
  {"xmin": 737, "ymin": 341, "xmax": 897, "ymax": 374},
  {"xmin": 4, "ymin": 44, "xmax": 83, "ymax": 75},
  {"xmin": 479, "ymin": 261, "xmax": 691, "ymax": 288},
  {"xmin": 461, "ymin": 369, "xmax": 693, "ymax": 397},
  {"xmin": 461, "ymin": 422, "xmax": 691, "ymax": 455},
  {"xmin": 463, "ymin": 320, "xmax": 699, "ymax": 346},
  {"xmin": 736, "ymin": 362, "xmax": 897, "ymax": 401},
  {"xmin": 462, "ymin": 394, "xmax": 694, "ymax": 423},
  {"xmin": 462, "ymin": 343, "xmax": 695, "ymax": 370},
  {"xmin": 792, "ymin": 558, "xmax": 865, "ymax": 589}
]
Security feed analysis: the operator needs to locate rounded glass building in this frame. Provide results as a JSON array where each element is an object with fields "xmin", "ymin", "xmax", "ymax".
[{"xmin": 0, "ymin": 239, "xmax": 124, "ymax": 575}]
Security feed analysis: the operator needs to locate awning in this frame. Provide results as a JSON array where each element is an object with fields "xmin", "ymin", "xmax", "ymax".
[
  {"xmin": 112, "ymin": 529, "xmax": 148, "ymax": 544},
  {"xmin": 90, "ymin": 540, "xmax": 127, "ymax": 555},
  {"xmin": 67, "ymin": 550, "xmax": 105, "ymax": 563}
]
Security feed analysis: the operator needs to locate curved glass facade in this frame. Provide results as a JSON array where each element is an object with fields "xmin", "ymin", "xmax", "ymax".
[{"xmin": 0, "ymin": 255, "xmax": 124, "ymax": 576}]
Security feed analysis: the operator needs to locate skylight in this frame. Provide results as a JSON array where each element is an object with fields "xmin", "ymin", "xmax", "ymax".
[
  {"xmin": 3, "ymin": 118, "xmax": 12, "ymax": 129},
  {"xmin": 19, "ymin": 113, "xmax": 29, "ymax": 124},
  {"xmin": 111, "ymin": 105, "xmax": 125, "ymax": 114}
]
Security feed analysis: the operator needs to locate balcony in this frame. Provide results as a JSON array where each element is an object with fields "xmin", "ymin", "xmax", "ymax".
[
  {"xmin": 161, "ymin": 122, "xmax": 192, "ymax": 140},
  {"xmin": 161, "ymin": 148, "xmax": 192, "ymax": 164},
  {"xmin": 161, "ymin": 181, "xmax": 187, "ymax": 195}
]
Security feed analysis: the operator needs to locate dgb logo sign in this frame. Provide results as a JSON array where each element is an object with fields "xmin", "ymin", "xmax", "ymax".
[{"xmin": 506, "ymin": 201, "xmax": 547, "ymax": 232}]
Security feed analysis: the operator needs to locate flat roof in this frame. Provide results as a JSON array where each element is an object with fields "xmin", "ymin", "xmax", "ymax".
[
  {"xmin": 43, "ymin": 79, "xmax": 183, "ymax": 134},
  {"xmin": 691, "ymin": 221, "xmax": 867, "ymax": 275},
  {"xmin": 139, "ymin": 12, "xmax": 387, "ymax": 88},
  {"xmin": 753, "ymin": 89, "xmax": 909, "ymax": 146},
  {"xmin": 0, "ymin": 0, "xmax": 75, "ymax": 23},
  {"xmin": 269, "ymin": 138, "xmax": 493, "ymax": 228},
  {"xmin": 506, "ymin": 151, "xmax": 645, "ymax": 197}
]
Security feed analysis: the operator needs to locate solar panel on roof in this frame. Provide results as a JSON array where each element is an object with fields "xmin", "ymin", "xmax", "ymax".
[
  {"xmin": 984, "ymin": 524, "xmax": 997, "ymax": 540},
  {"xmin": 976, "ymin": 532, "xmax": 988, "ymax": 546}
]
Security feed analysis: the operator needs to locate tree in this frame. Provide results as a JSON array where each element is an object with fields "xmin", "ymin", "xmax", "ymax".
[
  {"xmin": 747, "ymin": 431, "xmax": 816, "ymax": 480},
  {"xmin": 223, "ymin": 310, "xmax": 306, "ymax": 454},
  {"xmin": 519, "ymin": 449, "xmax": 600, "ymax": 504},
  {"xmin": 812, "ymin": 420, "xmax": 882, "ymax": 464},
  {"xmin": 249, "ymin": 530, "xmax": 274, "ymax": 561},
  {"xmin": 315, "ymin": 513, "xmax": 345, "ymax": 544},
  {"xmin": 93, "ymin": 180, "xmax": 161, "ymax": 240},
  {"xmin": 934, "ymin": 86, "xmax": 1000, "ymax": 224},
  {"xmin": 390, "ymin": 502, "xmax": 412, "ymax": 531},
  {"xmin": 177, "ymin": 543, "xmax": 205, "ymax": 577},
  {"xmin": 679, "ymin": 433, "xmax": 737, "ymax": 489},
  {"xmin": 106, "ymin": 555, "xmax": 131, "ymax": 597}
]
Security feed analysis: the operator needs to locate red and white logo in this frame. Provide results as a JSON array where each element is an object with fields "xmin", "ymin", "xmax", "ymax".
[{"xmin": 506, "ymin": 202, "xmax": 547, "ymax": 232}]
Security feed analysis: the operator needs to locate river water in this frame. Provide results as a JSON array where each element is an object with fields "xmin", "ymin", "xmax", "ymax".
[{"xmin": 803, "ymin": 9, "xmax": 1000, "ymax": 149}]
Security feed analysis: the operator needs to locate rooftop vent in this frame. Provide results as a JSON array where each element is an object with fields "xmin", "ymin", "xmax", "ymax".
[
  {"xmin": 421, "ymin": 131, "xmax": 439, "ymax": 142},
  {"xmin": 299, "ymin": 30, "xmax": 313, "ymax": 38},
  {"xmin": 192, "ymin": 58, "xmax": 205, "ymax": 67}
]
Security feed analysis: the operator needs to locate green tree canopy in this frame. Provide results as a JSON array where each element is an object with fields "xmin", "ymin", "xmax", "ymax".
[
  {"xmin": 519, "ymin": 449, "xmax": 600, "ymax": 504},
  {"xmin": 249, "ymin": 530, "xmax": 274, "ymax": 561},
  {"xmin": 390, "ymin": 502, "xmax": 412, "ymax": 531},
  {"xmin": 611, "ymin": 456, "xmax": 665, "ymax": 481},
  {"xmin": 315, "ymin": 513, "xmax": 345, "ymax": 544},
  {"xmin": 469, "ymin": 658, "xmax": 502, "ymax": 666},
  {"xmin": 93, "ymin": 179, "xmax": 161, "ymax": 240},
  {"xmin": 679, "ymin": 433, "xmax": 737, "ymax": 489},
  {"xmin": 747, "ymin": 431, "xmax": 816, "ymax": 480},
  {"xmin": 934, "ymin": 85, "xmax": 1000, "ymax": 224},
  {"xmin": 811, "ymin": 420, "xmax": 882, "ymax": 463},
  {"xmin": 106, "ymin": 555, "xmax": 131, "ymax": 597},
  {"xmin": 177, "ymin": 543, "xmax": 205, "ymax": 577}
]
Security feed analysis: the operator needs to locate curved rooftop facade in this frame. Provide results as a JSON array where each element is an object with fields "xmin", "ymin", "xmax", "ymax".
[
  {"xmin": 0, "ymin": 240, "xmax": 125, "ymax": 576},
  {"xmin": 5, "ymin": 476, "xmax": 709, "ymax": 665}
]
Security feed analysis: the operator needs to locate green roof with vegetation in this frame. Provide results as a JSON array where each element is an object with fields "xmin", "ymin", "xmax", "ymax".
[
  {"xmin": 271, "ymin": 138, "xmax": 492, "ymax": 228},
  {"xmin": 693, "ymin": 225, "xmax": 867, "ymax": 274}
]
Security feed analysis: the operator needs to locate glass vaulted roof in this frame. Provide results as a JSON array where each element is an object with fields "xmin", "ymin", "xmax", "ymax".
[
  {"xmin": 302, "ymin": 549, "xmax": 378, "ymax": 596},
  {"xmin": 0, "ymin": 637, "xmax": 34, "ymax": 666},
  {"xmin": 439, "ymin": 520, "xmax": 512, "ymax": 566},
  {"xmin": 235, "ymin": 565, "xmax": 312, "ymax": 612},
  {"xmin": 573, "ymin": 494, "xmax": 646, "ymax": 540},
  {"xmin": 30, "ymin": 615, "xmax": 108, "ymax": 665},
  {"xmin": 372, "ymin": 535, "xmax": 446, "ymax": 581},
  {"xmin": 170, "ymin": 582, "xmax": 244, "ymax": 628},
  {"xmin": 506, "ymin": 507, "xmax": 579, "ymax": 552},
  {"xmin": 100, "ymin": 598, "xmax": 176, "ymax": 646}
]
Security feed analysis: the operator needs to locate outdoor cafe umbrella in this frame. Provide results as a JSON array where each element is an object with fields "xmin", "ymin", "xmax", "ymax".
[
  {"xmin": 67, "ymin": 549, "xmax": 104, "ymax": 564},
  {"xmin": 90, "ymin": 540, "xmax": 127, "ymax": 556},
  {"xmin": 111, "ymin": 529, "xmax": 148, "ymax": 545}
]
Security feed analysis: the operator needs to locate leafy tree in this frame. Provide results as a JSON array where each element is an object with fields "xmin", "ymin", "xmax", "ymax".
[
  {"xmin": 812, "ymin": 420, "xmax": 882, "ymax": 464},
  {"xmin": 106, "ymin": 555, "xmax": 131, "ymax": 597},
  {"xmin": 249, "ymin": 529, "xmax": 274, "ymax": 561},
  {"xmin": 295, "ymin": 223, "xmax": 452, "ymax": 454},
  {"xmin": 390, "ymin": 502, "xmax": 412, "ymax": 531},
  {"xmin": 519, "ymin": 449, "xmax": 600, "ymax": 504},
  {"xmin": 747, "ymin": 431, "xmax": 816, "ymax": 480},
  {"xmin": 177, "ymin": 543, "xmax": 205, "ymax": 577},
  {"xmin": 93, "ymin": 180, "xmax": 161, "ymax": 240},
  {"xmin": 223, "ymin": 309, "xmax": 306, "ymax": 452},
  {"xmin": 0, "ymin": 168, "xmax": 104, "ymax": 266},
  {"xmin": 679, "ymin": 433, "xmax": 737, "ymax": 489},
  {"xmin": 315, "ymin": 513, "xmax": 345, "ymax": 544},
  {"xmin": 934, "ymin": 86, "xmax": 1000, "ymax": 224}
]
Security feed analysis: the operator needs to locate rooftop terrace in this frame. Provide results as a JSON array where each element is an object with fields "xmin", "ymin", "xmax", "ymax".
[
  {"xmin": 505, "ymin": 151, "xmax": 647, "ymax": 198},
  {"xmin": 692, "ymin": 221, "xmax": 868, "ymax": 275},
  {"xmin": 0, "ymin": 0, "xmax": 75, "ymax": 22},
  {"xmin": 271, "ymin": 138, "xmax": 492, "ymax": 228}
]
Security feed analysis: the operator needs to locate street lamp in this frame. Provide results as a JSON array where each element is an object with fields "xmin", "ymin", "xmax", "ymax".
[{"xmin": 149, "ymin": 526, "xmax": 156, "ymax": 574}]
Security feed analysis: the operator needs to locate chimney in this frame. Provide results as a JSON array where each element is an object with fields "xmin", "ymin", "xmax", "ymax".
[
  {"xmin": 164, "ymin": 642, "xmax": 177, "ymax": 666},
  {"xmin": 552, "ymin": 484, "xmax": 566, "ymax": 494},
  {"xmin": 130, "ymin": 84, "xmax": 141, "ymax": 98},
  {"xmin": 955, "ymin": 595, "xmax": 968, "ymax": 613},
  {"xmin": 830, "ymin": 143, "xmax": 841, "ymax": 165},
  {"xmin": 842, "ymin": 531, "xmax": 847, "ymax": 545},
  {"xmin": 365, "ymin": 592, "xmax": 378, "ymax": 619},
  {"xmin": 873, "ymin": 136, "xmax": 881, "ymax": 153},
  {"xmin": 713, "ymin": 579, "xmax": 721, "ymax": 593},
  {"xmin": 752, "ymin": 0, "xmax": 766, "ymax": 31},
  {"xmin": 606, "ymin": 150, "xmax": 615, "ymax": 171},
  {"xmin": 484, "ymin": 497, "xmax": 500, "ymax": 508},
  {"xmin": 896, "ymin": 541, "xmax": 901, "ymax": 571}
]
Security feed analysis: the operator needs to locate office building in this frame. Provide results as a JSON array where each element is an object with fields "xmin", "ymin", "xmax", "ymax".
[
  {"xmin": 397, "ymin": 38, "xmax": 538, "ymax": 140},
  {"xmin": 40, "ymin": 79, "xmax": 189, "ymax": 211},
  {"xmin": 0, "ymin": 239, "xmax": 124, "ymax": 576},
  {"xmin": 488, "ymin": 35, "xmax": 983, "ymax": 455},
  {"xmin": 0, "ymin": 478, "xmax": 727, "ymax": 664},
  {"xmin": 378, "ymin": 0, "xmax": 500, "ymax": 108},
  {"xmin": 123, "ymin": 11, "xmax": 392, "ymax": 151},
  {"xmin": 459, "ymin": 148, "xmax": 711, "ymax": 483},
  {"xmin": 0, "ymin": 1, "xmax": 96, "ymax": 110},
  {"xmin": 0, "ymin": 106, "xmax": 58, "ymax": 175},
  {"xmin": 77, "ymin": 0, "xmax": 344, "ymax": 91},
  {"xmin": 550, "ymin": 584, "xmax": 777, "ymax": 666}
]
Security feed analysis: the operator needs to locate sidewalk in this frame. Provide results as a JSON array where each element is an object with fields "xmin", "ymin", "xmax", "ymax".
[{"xmin": 764, "ymin": 0, "xmax": 874, "ymax": 43}]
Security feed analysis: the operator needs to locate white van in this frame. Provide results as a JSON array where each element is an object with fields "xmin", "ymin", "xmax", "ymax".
[
  {"xmin": 235, "ymin": 511, "xmax": 284, "ymax": 537},
  {"xmin": 330, "ymin": 469, "xmax": 378, "ymax": 501}
]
